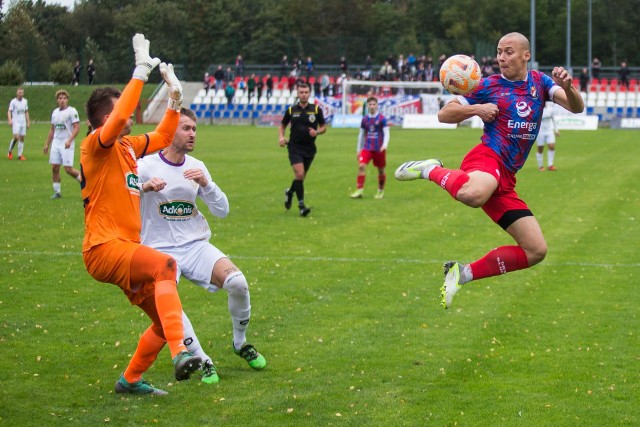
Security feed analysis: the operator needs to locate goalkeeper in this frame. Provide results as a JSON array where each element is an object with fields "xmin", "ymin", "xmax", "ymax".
[{"xmin": 80, "ymin": 33, "xmax": 200, "ymax": 396}]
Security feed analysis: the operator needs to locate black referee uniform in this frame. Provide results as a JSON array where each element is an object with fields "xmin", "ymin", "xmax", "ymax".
[{"xmin": 281, "ymin": 102, "xmax": 326, "ymax": 216}]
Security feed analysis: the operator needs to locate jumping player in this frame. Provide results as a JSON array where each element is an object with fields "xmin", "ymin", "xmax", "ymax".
[
  {"xmin": 350, "ymin": 96, "xmax": 389, "ymax": 199},
  {"xmin": 138, "ymin": 108, "xmax": 267, "ymax": 384},
  {"xmin": 395, "ymin": 32, "xmax": 584, "ymax": 309},
  {"xmin": 80, "ymin": 33, "xmax": 200, "ymax": 395}
]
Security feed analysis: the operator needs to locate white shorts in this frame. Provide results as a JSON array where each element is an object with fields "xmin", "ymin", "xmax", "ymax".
[
  {"xmin": 158, "ymin": 239, "xmax": 227, "ymax": 292},
  {"xmin": 536, "ymin": 131, "xmax": 556, "ymax": 146},
  {"xmin": 49, "ymin": 142, "xmax": 75, "ymax": 167},
  {"xmin": 12, "ymin": 122, "xmax": 26, "ymax": 136}
]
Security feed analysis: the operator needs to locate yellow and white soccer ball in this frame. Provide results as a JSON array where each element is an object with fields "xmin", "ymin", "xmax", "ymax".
[{"xmin": 439, "ymin": 54, "xmax": 481, "ymax": 95}]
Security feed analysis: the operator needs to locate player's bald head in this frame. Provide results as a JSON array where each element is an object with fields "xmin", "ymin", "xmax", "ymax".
[{"xmin": 499, "ymin": 32, "xmax": 530, "ymax": 51}]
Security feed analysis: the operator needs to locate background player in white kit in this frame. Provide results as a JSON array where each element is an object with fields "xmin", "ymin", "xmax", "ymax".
[
  {"xmin": 43, "ymin": 90, "xmax": 82, "ymax": 199},
  {"xmin": 535, "ymin": 101, "xmax": 559, "ymax": 171},
  {"xmin": 7, "ymin": 87, "xmax": 30, "ymax": 160},
  {"xmin": 138, "ymin": 108, "xmax": 266, "ymax": 384}
]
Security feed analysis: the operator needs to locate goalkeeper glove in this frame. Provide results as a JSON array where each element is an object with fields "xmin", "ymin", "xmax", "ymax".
[
  {"xmin": 160, "ymin": 62, "xmax": 183, "ymax": 111},
  {"xmin": 132, "ymin": 33, "xmax": 161, "ymax": 82}
]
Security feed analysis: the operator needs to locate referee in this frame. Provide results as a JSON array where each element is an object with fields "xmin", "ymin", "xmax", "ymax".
[{"xmin": 278, "ymin": 82, "xmax": 326, "ymax": 217}]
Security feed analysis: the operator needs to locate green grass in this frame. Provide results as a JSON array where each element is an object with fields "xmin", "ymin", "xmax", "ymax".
[
  {"xmin": 0, "ymin": 84, "xmax": 159, "ymax": 123},
  {"xmin": 1, "ymin": 124, "xmax": 639, "ymax": 426}
]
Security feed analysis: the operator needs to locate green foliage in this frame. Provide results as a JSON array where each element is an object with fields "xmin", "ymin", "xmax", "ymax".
[
  {"xmin": 48, "ymin": 59, "xmax": 73, "ymax": 85},
  {"xmin": 1, "ymin": 125, "xmax": 639, "ymax": 425},
  {"xmin": 0, "ymin": 60, "xmax": 25, "ymax": 86}
]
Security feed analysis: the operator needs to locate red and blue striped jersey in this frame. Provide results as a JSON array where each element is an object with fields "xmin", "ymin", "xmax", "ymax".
[
  {"xmin": 460, "ymin": 71, "xmax": 559, "ymax": 173},
  {"xmin": 360, "ymin": 113, "xmax": 387, "ymax": 151}
]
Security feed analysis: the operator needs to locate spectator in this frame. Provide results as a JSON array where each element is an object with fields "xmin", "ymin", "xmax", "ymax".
[
  {"xmin": 306, "ymin": 56, "xmax": 314, "ymax": 77},
  {"xmin": 313, "ymin": 78, "xmax": 321, "ymax": 96},
  {"xmin": 224, "ymin": 67, "xmax": 234, "ymax": 83},
  {"xmin": 288, "ymin": 71, "xmax": 297, "ymax": 90},
  {"xmin": 235, "ymin": 55, "xmax": 244, "ymax": 77},
  {"xmin": 280, "ymin": 55, "xmax": 288, "ymax": 77},
  {"xmin": 619, "ymin": 61, "xmax": 630, "ymax": 89},
  {"xmin": 266, "ymin": 74, "xmax": 273, "ymax": 98},
  {"xmin": 320, "ymin": 74, "xmax": 330, "ymax": 97},
  {"xmin": 247, "ymin": 73, "xmax": 256, "ymax": 99},
  {"xmin": 256, "ymin": 77, "xmax": 264, "ymax": 100},
  {"xmin": 364, "ymin": 55, "xmax": 373, "ymax": 74},
  {"xmin": 579, "ymin": 67, "xmax": 589, "ymax": 92},
  {"xmin": 591, "ymin": 57, "xmax": 601, "ymax": 80},
  {"xmin": 225, "ymin": 82, "xmax": 235, "ymax": 105},
  {"xmin": 339, "ymin": 56, "xmax": 348, "ymax": 74},
  {"xmin": 86, "ymin": 59, "xmax": 96, "ymax": 85},
  {"xmin": 72, "ymin": 61, "xmax": 81, "ymax": 85},
  {"xmin": 214, "ymin": 65, "xmax": 225, "ymax": 91},
  {"xmin": 203, "ymin": 72, "xmax": 211, "ymax": 95},
  {"xmin": 237, "ymin": 78, "xmax": 246, "ymax": 91},
  {"xmin": 407, "ymin": 52, "xmax": 417, "ymax": 77},
  {"xmin": 379, "ymin": 60, "xmax": 393, "ymax": 81},
  {"xmin": 433, "ymin": 54, "xmax": 446, "ymax": 82}
]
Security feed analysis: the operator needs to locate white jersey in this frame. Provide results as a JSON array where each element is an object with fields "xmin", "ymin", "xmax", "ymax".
[
  {"xmin": 9, "ymin": 98, "xmax": 28, "ymax": 123},
  {"xmin": 51, "ymin": 106, "xmax": 80, "ymax": 145},
  {"xmin": 138, "ymin": 151, "xmax": 229, "ymax": 250},
  {"xmin": 539, "ymin": 102, "xmax": 557, "ymax": 134}
]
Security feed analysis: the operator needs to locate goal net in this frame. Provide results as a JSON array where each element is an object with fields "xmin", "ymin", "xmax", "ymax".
[{"xmin": 317, "ymin": 79, "xmax": 451, "ymax": 126}]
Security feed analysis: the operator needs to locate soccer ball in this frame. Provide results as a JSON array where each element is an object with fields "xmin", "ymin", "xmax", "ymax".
[{"xmin": 439, "ymin": 54, "xmax": 481, "ymax": 95}]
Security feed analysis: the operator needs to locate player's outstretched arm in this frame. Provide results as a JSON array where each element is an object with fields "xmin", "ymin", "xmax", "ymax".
[
  {"xmin": 438, "ymin": 99, "xmax": 498, "ymax": 124},
  {"xmin": 100, "ymin": 33, "xmax": 159, "ymax": 146}
]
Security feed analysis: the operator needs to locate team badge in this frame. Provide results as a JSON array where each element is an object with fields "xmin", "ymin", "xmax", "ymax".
[
  {"xmin": 530, "ymin": 85, "xmax": 538, "ymax": 99},
  {"xmin": 309, "ymin": 114, "xmax": 316, "ymax": 123}
]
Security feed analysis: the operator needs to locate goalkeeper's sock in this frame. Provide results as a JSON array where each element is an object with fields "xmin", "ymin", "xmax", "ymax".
[
  {"xmin": 468, "ymin": 246, "xmax": 529, "ymax": 280},
  {"xmin": 357, "ymin": 174, "xmax": 365, "ymax": 189},
  {"xmin": 123, "ymin": 326, "xmax": 166, "ymax": 383},
  {"xmin": 428, "ymin": 167, "xmax": 470, "ymax": 199},
  {"xmin": 378, "ymin": 173, "xmax": 386, "ymax": 190},
  {"xmin": 154, "ymin": 279, "xmax": 187, "ymax": 357}
]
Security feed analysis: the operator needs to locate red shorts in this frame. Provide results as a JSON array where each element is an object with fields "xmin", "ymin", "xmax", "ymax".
[
  {"xmin": 460, "ymin": 144, "xmax": 531, "ymax": 226},
  {"xmin": 83, "ymin": 240, "xmax": 174, "ymax": 305},
  {"xmin": 358, "ymin": 149, "xmax": 386, "ymax": 168}
]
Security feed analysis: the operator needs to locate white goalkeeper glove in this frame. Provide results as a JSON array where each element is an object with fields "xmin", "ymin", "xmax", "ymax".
[
  {"xmin": 132, "ymin": 33, "xmax": 161, "ymax": 82},
  {"xmin": 160, "ymin": 62, "xmax": 183, "ymax": 111}
]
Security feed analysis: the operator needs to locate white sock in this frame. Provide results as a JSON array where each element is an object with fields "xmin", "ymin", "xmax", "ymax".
[
  {"xmin": 536, "ymin": 152, "xmax": 543, "ymax": 168},
  {"xmin": 181, "ymin": 311, "xmax": 212, "ymax": 365},
  {"xmin": 17, "ymin": 141, "xmax": 24, "ymax": 156},
  {"xmin": 547, "ymin": 150, "xmax": 555, "ymax": 167},
  {"xmin": 8, "ymin": 139, "xmax": 15, "ymax": 152},
  {"xmin": 460, "ymin": 264, "xmax": 473, "ymax": 284},
  {"xmin": 53, "ymin": 182, "xmax": 61, "ymax": 193},
  {"xmin": 421, "ymin": 164, "xmax": 438, "ymax": 180},
  {"xmin": 223, "ymin": 272, "xmax": 251, "ymax": 350},
  {"xmin": 76, "ymin": 174, "xmax": 82, "ymax": 182}
]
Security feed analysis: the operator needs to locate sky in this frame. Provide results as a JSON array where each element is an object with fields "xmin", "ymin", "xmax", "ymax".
[{"xmin": 2, "ymin": 0, "xmax": 76, "ymax": 14}]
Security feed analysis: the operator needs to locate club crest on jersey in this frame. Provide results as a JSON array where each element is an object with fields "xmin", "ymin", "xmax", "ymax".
[
  {"xmin": 309, "ymin": 114, "xmax": 316, "ymax": 123},
  {"xmin": 125, "ymin": 172, "xmax": 140, "ymax": 194},
  {"xmin": 530, "ymin": 85, "xmax": 538, "ymax": 99},
  {"xmin": 159, "ymin": 201, "xmax": 195, "ymax": 219},
  {"xmin": 516, "ymin": 101, "xmax": 532, "ymax": 118}
]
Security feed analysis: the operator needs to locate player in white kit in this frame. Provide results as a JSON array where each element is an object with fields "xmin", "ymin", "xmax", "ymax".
[
  {"xmin": 7, "ymin": 87, "xmax": 30, "ymax": 160},
  {"xmin": 138, "ymin": 108, "xmax": 266, "ymax": 384},
  {"xmin": 535, "ymin": 101, "xmax": 559, "ymax": 171},
  {"xmin": 43, "ymin": 90, "xmax": 82, "ymax": 199}
]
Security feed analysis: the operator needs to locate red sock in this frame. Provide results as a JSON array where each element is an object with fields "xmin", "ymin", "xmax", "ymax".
[
  {"xmin": 357, "ymin": 174, "xmax": 365, "ymax": 189},
  {"xmin": 123, "ymin": 326, "xmax": 166, "ymax": 383},
  {"xmin": 378, "ymin": 173, "xmax": 386, "ymax": 190},
  {"xmin": 469, "ymin": 245, "xmax": 529, "ymax": 280},
  {"xmin": 428, "ymin": 167, "xmax": 470, "ymax": 199}
]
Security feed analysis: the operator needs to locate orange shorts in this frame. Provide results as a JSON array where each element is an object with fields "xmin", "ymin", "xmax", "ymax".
[{"xmin": 83, "ymin": 240, "xmax": 175, "ymax": 306}]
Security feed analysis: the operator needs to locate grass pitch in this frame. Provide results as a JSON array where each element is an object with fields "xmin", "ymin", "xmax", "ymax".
[{"xmin": 1, "ymin": 123, "xmax": 639, "ymax": 426}]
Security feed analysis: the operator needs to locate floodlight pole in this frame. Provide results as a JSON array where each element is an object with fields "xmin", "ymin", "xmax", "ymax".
[
  {"xmin": 530, "ymin": 0, "xmax": 536, "ymax": 70},
  {"xmin": 566, "ymin": 0, "xmax": 572, "ymax": 74}
]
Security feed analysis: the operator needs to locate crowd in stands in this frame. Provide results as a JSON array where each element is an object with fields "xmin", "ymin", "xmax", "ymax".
[{"xmin": 197, "ymin": 53, "xmax": 637, "ymax": 107}]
